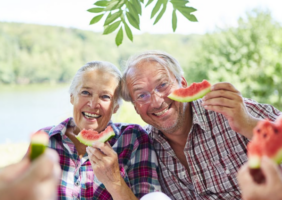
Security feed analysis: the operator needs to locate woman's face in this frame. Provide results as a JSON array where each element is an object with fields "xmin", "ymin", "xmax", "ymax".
[{"xmin": 71, "ymin": 69, "xmax": 119, "ymax": 133}]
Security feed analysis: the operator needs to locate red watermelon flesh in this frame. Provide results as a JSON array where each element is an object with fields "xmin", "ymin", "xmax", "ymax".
[
  {"xmin": 76, "ymin": 126, "xmax": 115, "ymax": 146},
  {"xmin": 168, "ymin": 80, "xmax": 211, "ymax": 102},
  {"xmin": 248, "ymin": 115, "xmax": 282, "ymax": 169}
]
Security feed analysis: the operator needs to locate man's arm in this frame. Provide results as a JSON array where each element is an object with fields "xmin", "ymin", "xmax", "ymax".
[{"xmin": 202, "ymin": 82, "xmax": 263, "ymax": 139}]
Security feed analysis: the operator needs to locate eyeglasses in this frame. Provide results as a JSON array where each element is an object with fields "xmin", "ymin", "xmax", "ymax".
[{"xmin": 132, "ymin": 80, "xmax": 175, "ymax": 105}]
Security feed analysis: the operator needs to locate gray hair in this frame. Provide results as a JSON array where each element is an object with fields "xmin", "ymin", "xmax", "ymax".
[
  {"xmin": 121, "ymin": 50, "xmax": 184, "ymax": 102},
  {"xmin": 69, "ymin": 61, "xmax": 122, "ymax": 106}
]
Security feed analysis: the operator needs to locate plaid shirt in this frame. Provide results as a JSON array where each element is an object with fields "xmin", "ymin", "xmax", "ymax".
[
  {"xmin": 146, "ymin": 98, "xmax": 281, "ymax": 200},
  {"xmin": 41, "ymin": 118, "xmax": 161, "ymax": 200}
]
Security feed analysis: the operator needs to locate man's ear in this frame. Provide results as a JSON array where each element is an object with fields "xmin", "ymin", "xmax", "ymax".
[
  {"xmin": 70, "ymin": 94, "xmax": 74, "ymax": 105},
  {"xmin": 181, "ymin": 76, "xmax": 188, "ymax": 88},
  {"xmin": 134, "ymin": 104, "xmax": 140, "ymax": 115},
  {"xmin": 113, "ymin": 104, "xmax": 119, "ymax": 114}
]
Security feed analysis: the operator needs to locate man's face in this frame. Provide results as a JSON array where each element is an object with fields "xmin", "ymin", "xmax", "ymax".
[{"xmin": 126, "ymin": 61, "xmax": 188, "ymax": 134}]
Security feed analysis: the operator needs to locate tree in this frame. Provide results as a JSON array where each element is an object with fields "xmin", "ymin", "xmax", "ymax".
[
  {"xmin": 187, "ymin": 9, "xmax": 282, "ymax": 110},
  {"xmin": 87, "ymin": 0, "xmax": 197, "ymax": 46}
]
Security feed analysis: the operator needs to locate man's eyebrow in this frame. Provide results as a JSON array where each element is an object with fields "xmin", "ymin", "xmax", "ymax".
[{"xmin": 132, "ymin": 76, "xmax": 169, "ymax": 93}]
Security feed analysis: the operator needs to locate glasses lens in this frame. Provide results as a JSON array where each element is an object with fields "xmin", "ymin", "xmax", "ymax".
[{"xmin": 135, "ymin": 92, "xmax": 151, "ymax": 104}]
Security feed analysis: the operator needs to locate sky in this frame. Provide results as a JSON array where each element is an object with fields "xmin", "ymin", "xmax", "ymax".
[{"xmin": 0, "ymin": 0, "xmax": 281, "ymax": 35}]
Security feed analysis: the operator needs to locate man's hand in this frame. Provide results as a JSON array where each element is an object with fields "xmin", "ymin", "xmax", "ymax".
[
  {"xmin": 0, "ymin": 149, "xmax": 61, "ymax": 200},
  {"xmin": 237, "ymin": 156, "xmax": 282, "ymax": 200},
  {"xmin": 202, "ymin": 82, "xmax": 259, "ymax": 139}
]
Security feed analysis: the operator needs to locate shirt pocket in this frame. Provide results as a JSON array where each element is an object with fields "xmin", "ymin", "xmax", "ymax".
[{"xmin": 203, "ymin": 150, "xmax": 247, "ymax": 195}]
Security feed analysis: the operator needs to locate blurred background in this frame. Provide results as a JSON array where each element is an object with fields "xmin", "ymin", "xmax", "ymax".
[{"xmin": 0, "ymin": 0, "xmax": 281, "ymax": 167}]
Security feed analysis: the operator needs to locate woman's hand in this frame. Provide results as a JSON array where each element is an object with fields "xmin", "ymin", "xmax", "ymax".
[{"xmin": 86, "ymin": 142, "xmax": 122, "ymax": 189}]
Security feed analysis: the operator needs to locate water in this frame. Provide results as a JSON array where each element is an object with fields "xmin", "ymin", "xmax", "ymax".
[{"xmin": 0, "ymin": 85, "xmax": 73, "ymax": 144}]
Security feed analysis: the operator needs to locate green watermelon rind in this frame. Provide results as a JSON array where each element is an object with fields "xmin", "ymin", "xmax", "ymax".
[
  {"xmin": 248, "ymin": 149, "xmax": 282, "ymax": 169},
  {"xmin": 168, "ymin": 87, "xmax": 211, "ymax": 102},
  {"xmin": 29, "ymin": 131, "xmax": 49, "ymax": 161},
  {"xmin": 76, "ymin": 130, "xmax": 115, "ymax": 146}
]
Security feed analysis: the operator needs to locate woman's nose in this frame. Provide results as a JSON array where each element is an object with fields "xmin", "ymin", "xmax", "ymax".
[{"xmin": 87, "ymin": 96, "xmax": 100, "ymax": 108}]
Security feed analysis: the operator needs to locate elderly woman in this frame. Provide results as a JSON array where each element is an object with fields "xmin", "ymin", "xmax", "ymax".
[{"xmin": 40, "ymin": 61, "xmax": 160, "ymax": 199}]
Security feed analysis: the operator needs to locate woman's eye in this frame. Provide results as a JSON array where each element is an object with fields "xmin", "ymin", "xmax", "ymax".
[
  {"xmin": 81, "ymin": 91, "xmax": 90, "ymax": 96},
  {"xmin": 102, "ymin": 95, "xmax": 111, "ymax": 100}
]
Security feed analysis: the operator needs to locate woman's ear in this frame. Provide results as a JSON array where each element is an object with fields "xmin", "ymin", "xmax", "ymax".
[
  {"xmin": 70, "ymin": 94, "xmax": 74, "ymax": 105},
  {"xmin": 181, "ymin": 76, "xmax": 188, "ymax": 88}
]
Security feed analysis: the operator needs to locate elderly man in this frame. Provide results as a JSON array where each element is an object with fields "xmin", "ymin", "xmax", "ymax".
[{"xmin": 121, "ymin": 50, "xmax": 281, "ymax": 199}]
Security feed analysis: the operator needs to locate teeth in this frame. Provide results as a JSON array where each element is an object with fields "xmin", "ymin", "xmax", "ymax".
[
  {"xmin": 154, "ymin": 108, "xmax": 168, "ymax": 116},
  {"xmin": 84, "ymin": 112, "xmax": 100, "ymax": 118}
]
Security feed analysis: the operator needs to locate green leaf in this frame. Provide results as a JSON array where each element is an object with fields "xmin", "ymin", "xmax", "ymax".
[
  {"xmin": 90, "ymin": 14, "xmax": 104, "ymax": 25},
  {"xmin": 126, "ymin": 12, "xmax": 140, "ymax": 30},
  {"xmin": 151, "ymin": 0, "xmax": 164, "ymax": 19},
  {"xmin": 115, "ymin": 27, "xmax": 123, "ymax": 46},
  {"xmin": 124, "ymin": 21, "xmax": 133, "ymax": 41},
  {"xmin": 132, "ymin": 0, "xmax": 142, "ymax": 15},
  {"xmin": 94, "ymin": 1, "xmax": 109, "ymax": 7},
  {"xmin": 170, "ymin": 0, "xmax": 188, "ymax": 6},
  {"xmin": 87, "ymin": 8, "xmax": 105, "ymax": 13},
  {"xmin": 104, "ymin": 10, "xmax": 122, "ymax": 26},
  {"xmin": 103, "ymin": 20, "xmax": 121, "ymax": 34},
  {"xmin": 146, "ymin": 0, "xmax": 154, "ymax": 7},
  {"xmin": 180, "ymin": 12, "xmax": 198, "ymax": 22},
  {"xmin": 104, "ymin": 0, "xmax": 119, "ymax": 11},
  {"xmin": 172, "ymin": 9, "xmax": 177, "ymax": 31},
  {"xmin": 127, "ymin": 2, "xmax": 139, "ymax": 19},
  {"xmin": 104, "ymin": 0, "xmax": 125, "ymax": 11},
  {"xmin": 140, "ymin": 0, "xmax": 144, "ymax": 3},
  {"xmin": 176, "ymin": 6, "xmax": 197, "ymax": 13},
  {"xmin": 153, "ymin": 3, "xmax": 167, "ymax": 25}
]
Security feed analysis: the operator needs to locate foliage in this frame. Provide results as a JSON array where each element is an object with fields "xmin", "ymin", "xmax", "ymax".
[
  {"xmin": 187, "ymin": 9, "xmax": 282, "ymax": 110},
  {"xmin": 0, "ymin": 22, "xmax": 198, "ymax": 85},
  {"xmin": 87, "ymin": 0, "xmax": 197, "ymax": 46}
]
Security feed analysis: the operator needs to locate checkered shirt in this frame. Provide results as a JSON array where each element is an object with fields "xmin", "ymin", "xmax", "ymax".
[
  {"xmin": 146, "ymin": 98, "xmax": 281, "ymax": 200},
  {"xmin": 41, "ymin": 118, "xmax": 161, "ymax": 200}
]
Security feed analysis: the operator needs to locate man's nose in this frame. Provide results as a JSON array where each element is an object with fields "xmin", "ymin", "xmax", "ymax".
[{"xmin": 150, "ymin": 91, "xmax": 164, "ymax": 107}]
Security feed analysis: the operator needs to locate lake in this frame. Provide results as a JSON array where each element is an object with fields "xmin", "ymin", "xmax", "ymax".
[
  {"xmin": 0, "ymin": 84, "xmax": 145, "ymax": 144},
  {"xmin": 0, "ymin": 84, "xmax": 73, "ymax": 144}
]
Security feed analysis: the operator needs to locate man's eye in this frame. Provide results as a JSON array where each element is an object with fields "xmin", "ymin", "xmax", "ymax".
[
  {"xmin": 157, "ymin": 82, "xmax": 169, "ymax": 90},
  {"xmin": 81, "ymin": 91, "xmax": 90, "ymax": 95},
  {"xmin": 137, "ymin": 93, "xmax": 149, "ymax": 100}
]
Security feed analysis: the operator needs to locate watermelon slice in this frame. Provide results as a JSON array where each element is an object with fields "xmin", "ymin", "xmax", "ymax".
[
  {"xmin": 168, "ymin": 80, "xmax": 211, "ymax": 102},
  {"xmin": 76, "ymin": 126, "xmax": 115, "ymax": 146},
  {"xmin": 247, "ymin": 115, "xmax": 282, "ymax": 169},
  {"xmin": 29, "ymin": 130, "xmax": 49, "ymax": 161}
]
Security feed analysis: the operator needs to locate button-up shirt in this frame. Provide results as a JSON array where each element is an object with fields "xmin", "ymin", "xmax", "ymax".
[
  {"xmin": 146, "ymin": 98, "xmax": 281, "ymax": 200},
  {"xmin": 41, "ymin": 118, "xmax": 161, "ymax": 200}
]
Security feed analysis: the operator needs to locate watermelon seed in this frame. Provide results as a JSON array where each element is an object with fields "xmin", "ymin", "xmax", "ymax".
[
  {"xmin": 263, "ymin": 133, "xmax": 267, "ymax": 138},
  {"xmin": 257, "ymin": 129, "xmax": 261, "ymax": 133},
  {"xmin": 274, "ymin": 128, "xmax": 279, "ymax": 134}
]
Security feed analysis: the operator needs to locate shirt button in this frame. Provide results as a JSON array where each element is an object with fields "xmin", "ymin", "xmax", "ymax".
[
  {"xmin": 225, "ymin": 169, "xmax": 230, "ymax": 175},
  {"xmin": 75, "ymin": 180, "xmax": 80, "ymax": 186}
]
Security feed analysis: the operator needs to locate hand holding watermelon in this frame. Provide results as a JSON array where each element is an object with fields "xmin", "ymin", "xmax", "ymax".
[
  {"xmin": 237, "ymin": 156, "xmax": 282, "ymax": 200},
  {"xmin": 86, "ymin": 141, "xmax": 125, "ymax": 192},
  {"xmin": 202, "ymin": 82, "xmax": 258, "ymax": 139}
]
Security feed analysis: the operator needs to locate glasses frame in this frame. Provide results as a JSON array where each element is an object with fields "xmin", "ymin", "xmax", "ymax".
[{"xmin": 132, "ymin": 79, "xmax": 176, "ymax": 105}]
